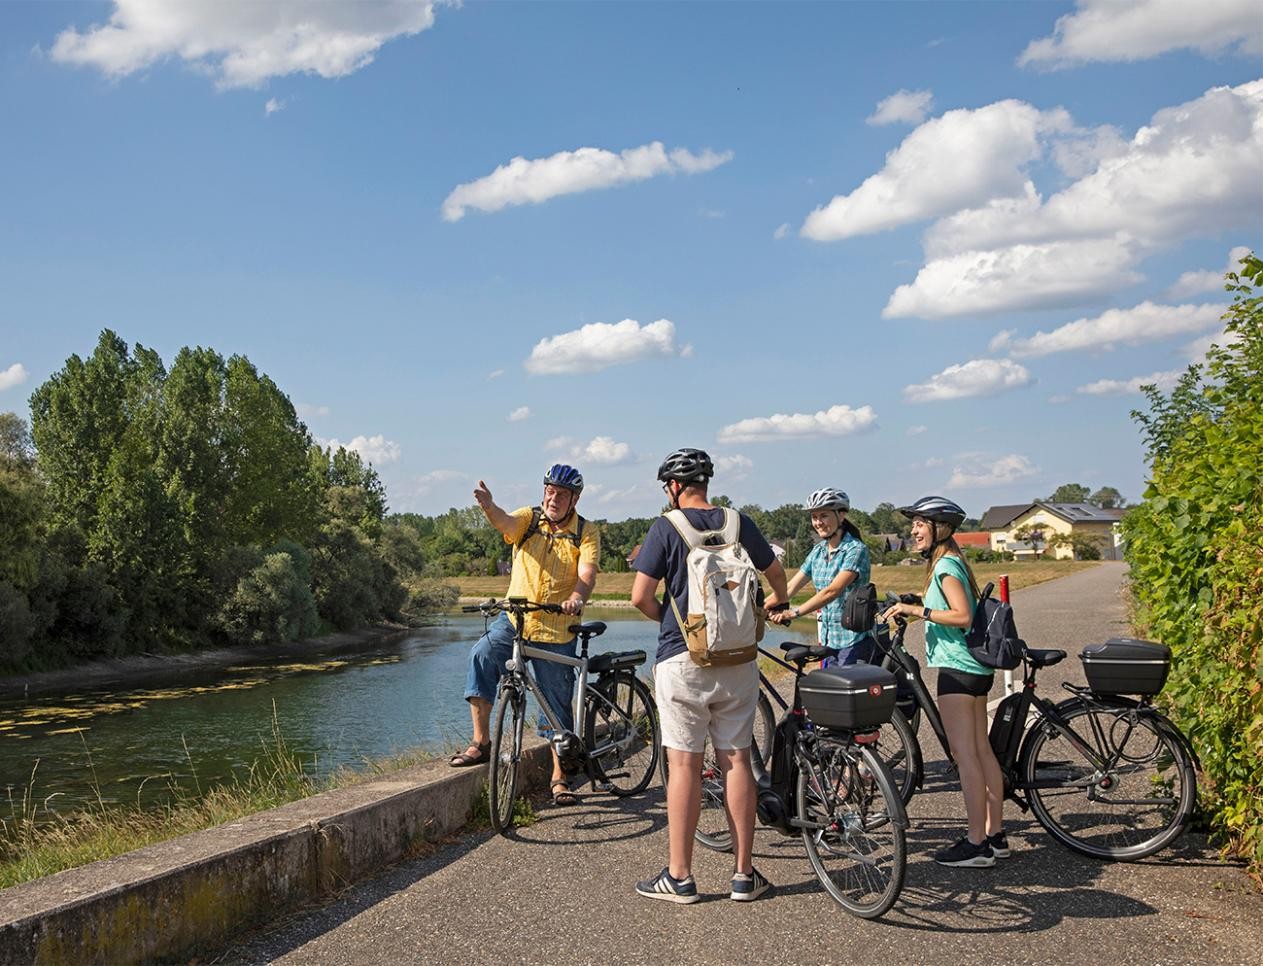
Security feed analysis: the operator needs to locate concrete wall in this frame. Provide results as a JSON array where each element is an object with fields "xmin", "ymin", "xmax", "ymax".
[{"xmin": 0, "ymin": 740, "xmax": 553, "ymax": 965}]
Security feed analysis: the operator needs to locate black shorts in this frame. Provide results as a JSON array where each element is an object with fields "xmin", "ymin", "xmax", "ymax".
[{"xmin": 936, "ymin": 667, "xmax": 995, "ymax": 698}]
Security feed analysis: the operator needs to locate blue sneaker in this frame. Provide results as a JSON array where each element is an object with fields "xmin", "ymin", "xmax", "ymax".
[
  {"xmin": 730, "ymin": 867, "xmax": 772, "ymax": 901},
  {"xmin": 635, "ymin": 867, "xmax": 699, "ymax": 904}
]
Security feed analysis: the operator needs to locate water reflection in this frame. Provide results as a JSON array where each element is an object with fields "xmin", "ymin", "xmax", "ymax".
[{"xmin": 0, "ymin": 613, "xmax": 819, "ymax": 815}]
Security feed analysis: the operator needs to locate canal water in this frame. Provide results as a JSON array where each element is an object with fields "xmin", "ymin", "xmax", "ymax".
[{"xmin": 1, "ymin": 613, "xmax": 818, "ymax": 816}]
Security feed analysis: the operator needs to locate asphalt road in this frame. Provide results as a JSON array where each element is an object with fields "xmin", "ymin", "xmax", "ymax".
[{"xmin": 222, "ymin": 563, "xmax": 1260, "ymax": 966}]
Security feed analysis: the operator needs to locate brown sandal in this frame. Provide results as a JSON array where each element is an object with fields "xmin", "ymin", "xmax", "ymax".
[
  {"xmin": 551, "ymin": 780, "xmax": 578, "ymax": 806},
  {"xmin": 449, "ymin": 741, "xmax": 491, "ymax": 767}
]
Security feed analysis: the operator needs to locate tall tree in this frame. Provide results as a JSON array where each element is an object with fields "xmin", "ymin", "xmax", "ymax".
[
  {"xmin": 1088, "ymin": 486, "xmax": 1126, "ymax": 509},
  {"xmin": 1046, "ymin": 483, "xmax": 1091, "ymax": 503}
]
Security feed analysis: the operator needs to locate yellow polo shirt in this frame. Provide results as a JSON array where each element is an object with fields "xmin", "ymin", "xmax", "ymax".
[{"xmin": 504, "ymin": 506, "xmax": 600, "ymax": 643}]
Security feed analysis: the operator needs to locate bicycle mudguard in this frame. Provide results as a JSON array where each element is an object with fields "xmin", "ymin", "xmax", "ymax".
[{"xmin": 1049, "ymin": 694, "xmax": 1203, "ymax": 772}]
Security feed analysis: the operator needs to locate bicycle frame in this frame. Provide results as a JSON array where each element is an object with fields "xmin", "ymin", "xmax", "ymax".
[{"xmin": 874, "ymin": 620, "xmax": 953, "ymax": 763}]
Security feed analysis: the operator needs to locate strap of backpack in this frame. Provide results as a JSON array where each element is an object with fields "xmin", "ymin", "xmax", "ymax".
[{"xmin": 664, "ymin": 507, "xmax": 738, "ymax": 548}]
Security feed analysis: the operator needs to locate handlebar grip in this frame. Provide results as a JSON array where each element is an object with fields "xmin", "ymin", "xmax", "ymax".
[{"xmin": 460, "ymin": 605, "xmax": 482, "ymax": 612}]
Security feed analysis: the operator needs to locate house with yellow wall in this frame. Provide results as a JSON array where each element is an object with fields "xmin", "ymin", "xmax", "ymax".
[{"xmin": 979, "ymin": 502, "xmax": 1125, "ymax": 560}]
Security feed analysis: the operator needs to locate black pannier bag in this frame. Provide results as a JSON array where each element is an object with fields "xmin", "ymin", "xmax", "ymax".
[
  {"xmin": 842, "ymin": 581, "xmax": 877, "ymax": 633},
  {"xmin": 1080, "ymin": 638, "xmax": 1171, "ymax": 696},
  {"xmin": 799, "ymin": 664, "xmax": 896, "ymax": 731}
]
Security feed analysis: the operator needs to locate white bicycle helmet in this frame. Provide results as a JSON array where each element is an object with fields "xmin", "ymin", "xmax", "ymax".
[
  {"xmin": 898, "ymin": 495, "xmax": 966, "ymax": 530},
  {"xmin": 805, "ymin": 487, "xmax": 851, "ymax": 512}
]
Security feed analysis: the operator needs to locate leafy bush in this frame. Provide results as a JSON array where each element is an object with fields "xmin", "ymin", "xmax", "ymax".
[
  {"xmin": 1124, "ymin": 253, "xmax": 1263, "ymax": 880},
  {"xmin": 215, "ymin": 551, "xmax": 319, "ymax": 646},
  {"xmin": 401, "ymin": 578, "xmax": 459, "ymax": 621}
]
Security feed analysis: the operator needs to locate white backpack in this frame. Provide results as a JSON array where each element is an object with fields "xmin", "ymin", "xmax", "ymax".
[{"xmin": 664, "ymin": 508, "xmax": 764, "ymax": 667}]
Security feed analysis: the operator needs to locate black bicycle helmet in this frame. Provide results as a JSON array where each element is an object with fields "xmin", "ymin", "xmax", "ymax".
[
  {"xmin": 805, "ymin": 487, "xmax": 850, "ymax": 512},
  {"xmin": 656, "ymin": 447, "xmax": 714, "ymax": 485},
  {"xmin": 543, "ymin": 463, "xmax": 584, "ymax": 492},
  {"xmin": 898, "ymin": 495, "xmax": 966, "ymax": 529}
]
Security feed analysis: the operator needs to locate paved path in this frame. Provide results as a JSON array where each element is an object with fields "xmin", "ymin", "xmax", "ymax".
[{"xmin": 225, "ymin": 563, "xmax": 1260, "ymax": 966}]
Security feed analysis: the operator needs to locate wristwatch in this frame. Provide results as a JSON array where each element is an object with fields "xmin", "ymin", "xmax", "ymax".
[{"xmin": 922, "ymin": 606, "xmax": 932, "ymax": 621}]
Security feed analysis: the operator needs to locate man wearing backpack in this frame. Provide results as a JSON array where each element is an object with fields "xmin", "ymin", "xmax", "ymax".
[
  {"xmin": 630, "ymin": 448, "xmax": 788, "ymax": 903},
  {"xmin": 449, "ymin": 464, "xmax": 599, "ymax": 808}
]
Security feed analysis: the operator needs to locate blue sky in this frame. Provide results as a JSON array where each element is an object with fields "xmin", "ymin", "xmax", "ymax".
[{"xmin": 1, "ymin": 1, "xmax": 1259, "ymax": 521}]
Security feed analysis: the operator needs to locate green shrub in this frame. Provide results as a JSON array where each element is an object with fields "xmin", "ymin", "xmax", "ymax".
[
  {"xmin": 1124, "ymin": 253, "xmax": 1263, "ymax": 880},
  {"xmin": 215, "ymin": 552, "xmax": 319, "ymax": 646}
]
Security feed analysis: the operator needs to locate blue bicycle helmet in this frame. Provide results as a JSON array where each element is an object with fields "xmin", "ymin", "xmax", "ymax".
[{"xmin": 543, "ymin": 463, "xmax": 584, "ymax": 493}]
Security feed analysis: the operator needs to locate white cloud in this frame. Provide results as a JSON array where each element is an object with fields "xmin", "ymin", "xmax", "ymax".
[
  {"xmin": 801, "ymin": 100, "xmax": 1066, "ymax": 241},
  {"xmin": 0, "ymin": 363, "xmax": 30, "ymax": 392},
  {"xmin": 50, "ymin": 0, "xmax": 437, "ymax": 89},
  {"xmin": 442, "ymin": 142, "xmax": 732, "ymax": 221},
  {"xmin": 507, "ymin": 406, "xmax": 531, "ymax": 422},
  {"xmin": 544, "ymin": 435, "xmax": 634, "ymax": 466},
  {"xmin": 264, "ymin": 97, "xmax": 284, "ymax": 116},
  {"xmin": 903, "ymin": 359, "xmax": 1032, "ymax": 403},
  {"xmin": 1076, "ymin": 371, "xmax": 1184, "ymax": 395},
  {"xmin": 324, "ymin": 434, "xmax": 401, "ymax": 465},
  {"xmin": 1183, "ymin": 326, "xmax": 1243, "ymax": 361},
  {"xmin": 1019, "ymin": 0, "xmax": 1263, "ymax": 69},
  {"xmin": 295, "ymin": 402, "xmax": 329, "ymax": 419},
  {"xmin": 906, "ymin": 425, "xmax": 928, "ymax": 436},
  {"xmin": 867, "ymin": 89, "xmax": 934, "ymax": 126},
  {"xmin": 773, "ymin": 223, "xmax": 790, "ymax": 240},
  {"xmin": 525, "ymin": 318, "xmax": 689, "ymax": 375},
  {"xmin": 717, "ymin": 405, "xmax": 878, "ymax": 444},
  {"xmin": 412, "ymin": 468, "xmax": 464, "ymax": 496},
  {"xmin": 1167, "ymin": 245, "xmax": 1254, "ymax": 298},
  {"xmin": 948, "ymin": 454, "xmax": 1039, "ymax": 488},
  {"xmin": 486, "ymin": 368, "xmax": 504, "ymax": 380},
  {"xmin": 884, "ymin": 236, "xmax": 1139, "ymax": 319},
  {"xmin": 714, "ymin": 454, "xmax": 753, "ymax": 480},
  {"xmin": 992, "ymin": 301, "xmax": 1226, "ymax": 358}
]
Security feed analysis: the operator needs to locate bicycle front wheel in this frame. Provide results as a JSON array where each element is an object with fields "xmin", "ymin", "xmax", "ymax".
[
  {"xmin": 489, "ymin": 683, "xmax": 525, "ymax": 835},
  {"xmin": 871, "ymin": 710, "xmax": 921, "ymax": 807},
  {"xmin": 1021, "ymin": 700, "xmax": 1196, "ymax": 861},
  {"xmin": 584, "ymin": 672, "xmax": 660, "ymax": 796},
  {"xmin": 797, "ymin": 741, "xmax": 906, "ymax": 919}
]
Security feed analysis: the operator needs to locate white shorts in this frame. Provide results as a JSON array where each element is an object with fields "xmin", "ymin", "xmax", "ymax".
[{"xmin": 653, "ymin": 652, "xmax": 759, "ymax": 754}]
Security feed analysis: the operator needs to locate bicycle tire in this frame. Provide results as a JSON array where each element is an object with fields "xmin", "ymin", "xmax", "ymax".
[
  {"xmin": 488, "ymin": 683, "xmax": 525, "ymax": 835},
  {"xmin": 584, "ymin": 673, "xmax": 660, "ymax": 796},
  {"xmin": 1020, "ymin": 699, "xmax": 1195, "ymax": 861},
  {"xmin": 871, "ymin": 709, "xmax": 922, "ymax": 807},
  {"xmin": 658, "ymin": 691, "xmax": 775, "ymax": 853},
  {"xmin": 797, "ymin": 741, "xmax": 906, "ymax": 919}
]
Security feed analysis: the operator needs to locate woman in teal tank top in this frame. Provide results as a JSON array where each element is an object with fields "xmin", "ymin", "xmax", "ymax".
[{"xmin": 880, "ymin": 496, "xmax": 1007, "ymax": 869}]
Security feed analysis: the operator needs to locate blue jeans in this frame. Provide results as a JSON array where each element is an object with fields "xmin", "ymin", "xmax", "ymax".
[
  {"xmin": 821, "ymin": 634, "xmax": 876, "ymax": 669},
  {"xmin": 464, "ymin": 613, "xmax": 577, "ymax": 736}
]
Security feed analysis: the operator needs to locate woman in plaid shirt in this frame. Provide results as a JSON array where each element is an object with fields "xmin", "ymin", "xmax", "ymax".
[{"xmin": 768, "ymin": 487, "xmax": 875, "ymax": 666}]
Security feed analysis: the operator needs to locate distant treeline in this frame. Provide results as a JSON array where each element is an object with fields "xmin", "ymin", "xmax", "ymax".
[{"xmin": 0, "ymin": 331, "xmax": 452, "ymax": 675}]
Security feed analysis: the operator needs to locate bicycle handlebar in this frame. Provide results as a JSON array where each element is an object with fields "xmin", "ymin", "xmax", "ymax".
[{"xmin": 461, "ymin": 598, "xmax": 565, "ymax": 616}]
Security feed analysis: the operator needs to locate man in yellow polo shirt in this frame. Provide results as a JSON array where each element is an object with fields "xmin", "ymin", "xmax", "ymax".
[{"xmin": 449, "ymin": 464, "xmax": 600, "ymax": 807}]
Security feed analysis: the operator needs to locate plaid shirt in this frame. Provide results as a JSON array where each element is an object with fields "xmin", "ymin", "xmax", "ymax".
[{"xmin": 800, "ymin": 532, "xmax": 872, "ymax": 651}]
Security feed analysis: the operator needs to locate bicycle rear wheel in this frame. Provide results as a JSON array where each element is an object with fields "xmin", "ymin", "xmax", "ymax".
[
  {"xmin": 584, "ymin": 672, "xmax": 660, "ymax": 796},
  {"xmin": 797, "ymin": 741, "xmax": 906, "ymax": 919},
  {"xmin": 1021, "ymin": 700, "xmax": 1195, "ymax": 861},
  {"xmin": 871, "ymin": 710, "xmax": 921, "ymax": 807},
  {"xmin": 489, "ymin": 683, "xmax": 525, "ymax": 835}
]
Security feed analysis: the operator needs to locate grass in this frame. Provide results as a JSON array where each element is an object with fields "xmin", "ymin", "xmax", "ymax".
[
  {"xmin": 451, "ymin": 560, "xmax": 1102, "ymax": 604},
  {"xmin": 0, "ymin": 707, "xmax": 462, "ymax": 891}
]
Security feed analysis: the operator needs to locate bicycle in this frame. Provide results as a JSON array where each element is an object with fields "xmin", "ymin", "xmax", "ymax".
[
  {"xmin": 874, "ymin": 593, "xmax": 1197, "ymax": 861},
  {"xmin": 663, "ymin": 640, "xmax": 908, "ymax": 918},
  {"xmin": 462, "ymin": 598, "xmax": 662, "ymax": 835}
]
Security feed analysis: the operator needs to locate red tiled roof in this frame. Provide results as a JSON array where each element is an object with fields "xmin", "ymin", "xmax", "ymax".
[{"xmin": 954, "ymin": 531, "xmax": 991, "ymax": 548}]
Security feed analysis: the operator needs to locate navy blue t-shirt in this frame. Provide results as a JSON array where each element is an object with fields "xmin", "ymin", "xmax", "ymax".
[{"xmin": 633, "ymin": 508, "xmax": 776, "ymax": 664}]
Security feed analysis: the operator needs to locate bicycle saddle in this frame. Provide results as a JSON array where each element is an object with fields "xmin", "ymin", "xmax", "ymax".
[
  {"xmin": 1025, "ymin": 648, "xmax": 1065, "ymax": 668},
  {"xmin": 781, "ymin": 642, "xmax": 831, "ymax": 664},
  {"xmin": 568, "ymin": 621, "xmax": 607, "ymax": 638}
]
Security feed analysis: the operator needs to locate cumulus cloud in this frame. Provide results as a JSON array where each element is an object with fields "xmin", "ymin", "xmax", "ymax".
[
  {"xmin": 486, "ymin": 368, "xmax": 504, "ymax": 380},
  {"xmin": 324, "ymin": 434, "xmax": 401, "ymax": 465},
  {"xmin": 948, "ymin": 453, "xmax": 1039, "ymax": 488},
  {"xmin": 442, "ymin": 142, "xmax": 732, "ymax": 221},
  {"xmin": 547, "ymin": 435, "xmax": 634, "ymax": 466},
  {"xmin": 507, "ymin": 406, "xmax": 531, "ymax": 422},
  {"xmin": 884, "ymin": 237, "xmax": 1139, "ymax": 319},
  {"xmin": 412, "ymin": 468, "xmax": 464, "ymax": 496},
  {"xmin": 867, "ymin": 89, "xmax": 935, "ymax": 126},
  {"xmin": 717, "ymin": 405, "xmax": 877, "ymax": 444},
  {"xmin": 1183, "ymin": 326, "xmax": 1243, "ymax": 361},
  {"xmin": 990, "ymin": 301, "xmax": 1226, "ymax": 357},
  {"xmin": 714, "ymin": 454, "xmax": 753, "ymax": 480},
  {"xmin": 50, "ymin": 0, "xmax": 437, "ymax": 89},
  {"xmin": 801, "ymin": 100, "xmax": 1066, "ymax": 241},
  {"xmin": 1019, "ymin": 0, "xmax": 1263, "ymax": 69},
  {"xmin": 903, "ymin": 359, "xmax": 1032, "ymax": 403},
  {"xmin": 525, "ymin": 318, "xmax": 689, "ymax": 375},
  {"xmin": 1167, "ymin": 245, "xmax": 1254, "ymax": 299},
  {"xmin": 0, "ymin": 363, "xmax": 30, "ymax": 392},
  {"xmin": 773, "ymin": 223, "xmax": 790, "ymax": 240},
  {"xmin": 1076, "ymin": 371, "xmax": 1184, "ymax": 395},
  {"xmin": 264, "ymin": 97, "xmax": 284, "ymax": 116}
]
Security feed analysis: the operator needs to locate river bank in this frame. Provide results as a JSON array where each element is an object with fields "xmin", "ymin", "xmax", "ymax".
[{"xmin": 0, "ymin": 623, "xmax": 414, "ymax": 701}]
